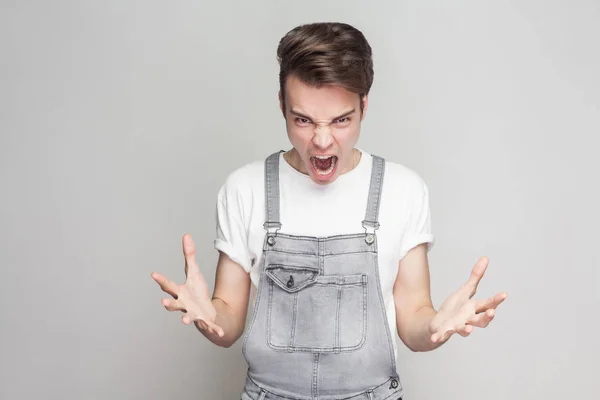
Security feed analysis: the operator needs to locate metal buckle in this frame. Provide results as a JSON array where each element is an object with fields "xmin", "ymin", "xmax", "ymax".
[
  {"xmin": 263, "ymin": 221, "xmax": 282, "ymax": 233},
  {"xmin": 361, "ymin": 220, "xmax": 379, "ymax": 245},
  {"xmin": 264, "ymin": 222, "xmax": 281, "ymax": 246}
]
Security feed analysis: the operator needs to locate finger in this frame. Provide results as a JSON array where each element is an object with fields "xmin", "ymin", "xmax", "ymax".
[
  {"xmin": 440, "ymin": 328, "xmax": 456, "ymax": 343},
  {"xmin": 151, "ymin": 272, "xmax": 179, "ymax": 298},
  {"xmin": 182, "ymin": 314, "xmax": 194, "ymax": 325},
  {"xmin": 194, "ymin": 319, "xmax": 210, "ymax": 331},
  {"xmin": 465, "ymin": 257, "xmax": 489, "ymax": 297},
  {"xmin": 467, "ymin": 308, "xmax": 496, "ymax": 328},
  {"xmin": 475, "ymin": 292, "xmax": 508, "ymax": 313},
  {"xmin": 457, "ymin": 324, "xmax": 475, "ymax": 337},
  {"xmin": 205, "ymin": 321, "xmax": 225, "ymax": 337},
  {"xmin": 431, "ymin": 326, "xmax": 455, "ymax": 344},
  {"xmin": 182, "ymin": 233, "xmax": 200, "ymax": 279},
  {"xmin": 161, "ymin": 298, "xmax": 185, "ymax": 312},
  {"xmin": 207, "ymin": 326, "xmax": 220, "ymax": 337},
  {"xmin": 193, "ymin": 319, "xmax": 224, "ymax": 337}
]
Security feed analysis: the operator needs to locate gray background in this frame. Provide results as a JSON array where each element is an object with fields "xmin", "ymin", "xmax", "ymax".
[{"xmin": 1, "ymin": 0, "xmax": 598, "ymax": 399}]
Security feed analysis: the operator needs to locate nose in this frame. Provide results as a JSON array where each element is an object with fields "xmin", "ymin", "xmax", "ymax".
[{"xmin": 312, "ymin": 124, "xmax": 334, "ymax": 149}]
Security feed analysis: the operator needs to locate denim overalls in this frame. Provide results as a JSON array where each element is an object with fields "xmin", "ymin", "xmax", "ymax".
[{"xmin": 241, "ymin": 151, "xmax": 403, "ymax": 400}]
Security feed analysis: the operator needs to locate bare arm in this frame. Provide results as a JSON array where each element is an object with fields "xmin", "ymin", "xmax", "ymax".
[
  {"xmin": 198, "ymin": 251, "xmax": 251, "ymax": 347},
  {"xmin": 393, "ymin": 243, "xmax": 441, "ymax": 352},
  {"xmin": 393, "ymin": 243, "xmax": 508, "ymax": 352}
]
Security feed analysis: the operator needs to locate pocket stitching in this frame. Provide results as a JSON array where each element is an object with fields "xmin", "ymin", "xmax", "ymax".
[{"xmin": 267, "ymin": 273, "xmax": 368, "ymax": 353}]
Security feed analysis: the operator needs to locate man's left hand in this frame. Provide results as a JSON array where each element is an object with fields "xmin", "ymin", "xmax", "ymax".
[{"xmin": 429, "ymin": 257, "xmax": 508, "ymax": 344}]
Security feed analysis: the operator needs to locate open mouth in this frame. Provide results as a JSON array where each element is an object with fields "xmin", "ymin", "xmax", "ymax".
[{"xmin": 310, "ymin": 155, "xmax": 338, "ymax": 176}]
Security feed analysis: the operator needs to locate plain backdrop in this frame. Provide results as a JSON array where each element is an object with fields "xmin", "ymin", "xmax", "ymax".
[{"xmin": 1, "ymin": 1, "xmax": 599, "ymax": 399}]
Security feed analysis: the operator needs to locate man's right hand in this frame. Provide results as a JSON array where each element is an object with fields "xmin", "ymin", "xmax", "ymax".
[{"xmin": 152, "ymin": 233, "xmax": 225, "ymax": 337}]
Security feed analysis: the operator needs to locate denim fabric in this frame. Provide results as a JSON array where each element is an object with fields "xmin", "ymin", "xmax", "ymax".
[{"xmin": 240, "ymin": 151, "xmax": 404, "ymax": 400}]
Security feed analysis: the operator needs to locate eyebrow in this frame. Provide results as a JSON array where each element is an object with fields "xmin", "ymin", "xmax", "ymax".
[{"xmin": 289, "ymin": 108, "xmax": 356, "ymax": 121}]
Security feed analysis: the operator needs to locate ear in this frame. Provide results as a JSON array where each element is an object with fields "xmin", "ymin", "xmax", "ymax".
[{"xmin": 361, "ymin": 94, "xmax": 369, "ymax": 120}]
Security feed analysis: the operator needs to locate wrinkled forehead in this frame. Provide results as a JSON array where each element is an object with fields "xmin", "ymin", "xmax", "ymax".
[{"xmin": 283, "ymin": 75, "xmax": 360, "ymax": 119}]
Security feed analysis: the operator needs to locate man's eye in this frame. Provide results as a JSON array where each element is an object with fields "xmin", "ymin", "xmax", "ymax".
[
  {"xmin": 336, "ymin": 117, "xmax": 350, "ymax": 124},
  {"xmin": 296, "ymin": 118, "xmax": 311, "ymax": 125}
]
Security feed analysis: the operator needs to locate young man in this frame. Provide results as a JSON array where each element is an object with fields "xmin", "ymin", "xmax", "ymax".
[{"xmin": 152, "ymin": 22, "xmax": 507, "ymax": 400}]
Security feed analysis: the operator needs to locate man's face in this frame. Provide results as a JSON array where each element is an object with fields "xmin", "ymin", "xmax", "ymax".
[{"xmin": 280, "ymin": 75, "xmax": 368, "ymax": 185}]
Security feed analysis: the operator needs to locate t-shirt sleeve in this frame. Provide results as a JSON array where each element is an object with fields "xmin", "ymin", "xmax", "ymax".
[
  {"xmin": 398, "ymin": 177, "xmax": 435, "ymax": 260},
  {"xmin": 214, "ymin": 180, "xmax": 252, "ymax": 273}
]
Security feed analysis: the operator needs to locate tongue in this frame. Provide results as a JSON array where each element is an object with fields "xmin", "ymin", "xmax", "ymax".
[{"xmin": 314, "ymin": 157, "xmax": 333, "ymax": 170}]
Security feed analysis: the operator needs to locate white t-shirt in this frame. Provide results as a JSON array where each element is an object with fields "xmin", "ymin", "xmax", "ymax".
[{"xmin": 214, "ymin": 149, "xmax": 434, "ymax": 360}]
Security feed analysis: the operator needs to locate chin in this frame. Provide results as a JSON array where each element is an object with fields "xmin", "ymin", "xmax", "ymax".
[{"xmin": 310, "ymin": 175, "xmax": 338, "ymax": 185}]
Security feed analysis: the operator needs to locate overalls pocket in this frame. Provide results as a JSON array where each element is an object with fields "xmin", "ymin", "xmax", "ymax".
[{"xmin": 266, "ymin": 264, "xmax": 368, "ymax": 353}]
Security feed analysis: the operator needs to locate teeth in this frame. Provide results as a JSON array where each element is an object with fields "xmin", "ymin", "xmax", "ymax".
[
  {"xmin": 311, "ymin": 156, "xmax": 337, "ymax": 175},
  {"xmin": 315, "ymin": 155, "xmax": 332, "ymax": 159}
]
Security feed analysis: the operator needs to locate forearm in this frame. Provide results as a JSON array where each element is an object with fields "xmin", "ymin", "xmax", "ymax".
[
  {"xmin": 397, "ymin": 305, "xmax": 443, "ymax": 352},
  {"xmin": 196, "ymin": 298, "xmax": 245, "ymax": 348}
]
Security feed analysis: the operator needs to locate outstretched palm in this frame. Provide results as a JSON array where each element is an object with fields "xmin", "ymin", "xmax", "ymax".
[
  {"xmin": 152, "ymin": 234, "xmax": 224, "ymax": 337},
  {"xmin": 429, "ymin": 257, "xmax": 507, "ymax": 344}
]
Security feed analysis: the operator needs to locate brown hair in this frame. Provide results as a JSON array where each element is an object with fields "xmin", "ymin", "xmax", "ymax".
[{"xmin": 276, "ymin": 22, "xmax": 374, "ymax": 115}]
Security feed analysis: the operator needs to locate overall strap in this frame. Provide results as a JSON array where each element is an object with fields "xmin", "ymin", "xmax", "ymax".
[
  {"xmin": 362, "ymin": 155, "xmax": 385, "ymax": 234},
  {"xmin": 264, "ymin": 150, "xmax": 284, "ymax": 234}
]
